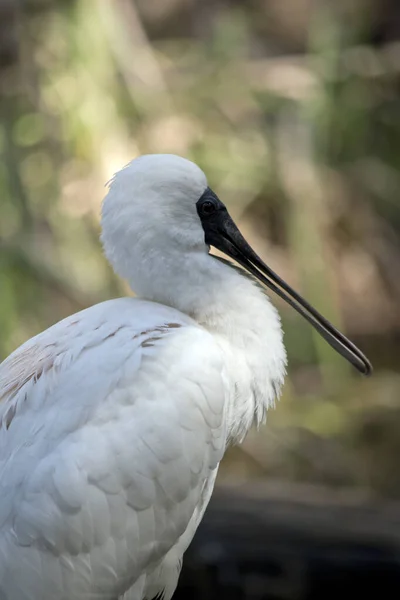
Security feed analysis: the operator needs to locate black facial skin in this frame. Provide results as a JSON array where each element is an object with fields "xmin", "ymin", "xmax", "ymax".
[{"xmin": 196, "ymin": 187, "xmax": 372, "ymax": 376}]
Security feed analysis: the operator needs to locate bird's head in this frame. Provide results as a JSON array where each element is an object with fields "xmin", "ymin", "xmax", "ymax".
[
  {"xmin": 101, "ymin": 153, "xmax": 372, "ymax": 377},
  {"xmin": 102, "ymin": 154, "xmax": 209, "ymax": 253}
]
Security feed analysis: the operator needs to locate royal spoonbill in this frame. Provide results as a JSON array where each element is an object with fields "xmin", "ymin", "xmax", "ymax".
[{"xmin": 0, "ymin": 154, "xmax": 372, "ymax": 600}]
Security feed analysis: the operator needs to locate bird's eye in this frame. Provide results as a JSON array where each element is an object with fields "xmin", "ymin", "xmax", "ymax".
[{"xmin": 200, "ymin": 200, "xmax": 217, "ymax": 216}]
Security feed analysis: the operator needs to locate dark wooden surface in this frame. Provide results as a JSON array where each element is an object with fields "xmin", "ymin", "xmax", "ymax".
[{"xmin": 174, "ymin": 481, "xmax": 400, "ymax": 599}]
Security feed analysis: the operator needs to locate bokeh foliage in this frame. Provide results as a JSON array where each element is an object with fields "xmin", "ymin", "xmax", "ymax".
[{"xmin": 0, "ymin": 0, "xmax": 399, "ymax": 496}]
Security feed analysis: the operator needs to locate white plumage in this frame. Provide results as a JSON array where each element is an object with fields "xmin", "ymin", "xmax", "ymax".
[{"xmin": 0, "ymin": 154, "xmax": 370, "ymax": 600}]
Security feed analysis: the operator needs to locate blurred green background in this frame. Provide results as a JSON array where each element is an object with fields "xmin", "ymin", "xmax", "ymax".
[{"xmin": 0, "ymin": 0, "xmax": 399, "ymax": 498}]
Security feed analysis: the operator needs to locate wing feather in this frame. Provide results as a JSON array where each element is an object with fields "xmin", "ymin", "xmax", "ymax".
[{"xmin": 0, "ymin": 297, "xmax": 228, "ymax": 600}]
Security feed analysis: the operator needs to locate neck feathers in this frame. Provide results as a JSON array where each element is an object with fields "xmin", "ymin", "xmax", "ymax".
[
  {"xmin": 127, "ymin": 250, "xmax": 287, "ymax": 444},
  {"xmin": 191, "ymin": 256, "xmax": 287, "ymax": 443}
]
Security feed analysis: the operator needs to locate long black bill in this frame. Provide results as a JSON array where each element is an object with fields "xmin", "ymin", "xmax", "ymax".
[{"xmin": 197, "ymin": 188, "xmax": 372, "ymax": 376}]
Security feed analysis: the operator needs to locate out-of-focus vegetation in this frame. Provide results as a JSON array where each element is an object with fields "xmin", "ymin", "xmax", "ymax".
[{"xmin": 0, "ymin": 0, "xmax": 399, "ymax": 497}]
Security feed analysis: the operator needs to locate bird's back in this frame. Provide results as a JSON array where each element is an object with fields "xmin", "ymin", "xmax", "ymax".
[{"xmin": 0, "ymin": 297, "xmax": 228, "ymax": 600}]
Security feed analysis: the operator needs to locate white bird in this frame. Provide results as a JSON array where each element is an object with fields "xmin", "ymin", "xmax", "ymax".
[{"xmin": 0, "ymin": 154, "xmax": 371, "ymax": 600}]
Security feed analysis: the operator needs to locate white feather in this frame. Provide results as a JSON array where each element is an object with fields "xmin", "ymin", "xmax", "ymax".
[{"xmin": 0, "ymin": 154, "xmax": 286, "ymax": 599}]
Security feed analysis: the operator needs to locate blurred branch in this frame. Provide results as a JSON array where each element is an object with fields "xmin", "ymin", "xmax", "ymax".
[
  {"xmin": 245, "ymin": 41, "xmax": 400, "ymax": 102},
  {"xmin": 98, "ymin": 0, "xmax": 175, "ymax": 114},
  {"xmin": 1, "ymin": 239, "xmax": 94, "ymax": 311}
]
